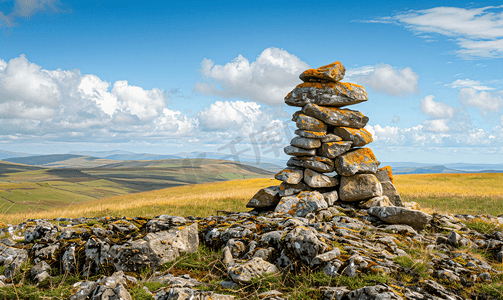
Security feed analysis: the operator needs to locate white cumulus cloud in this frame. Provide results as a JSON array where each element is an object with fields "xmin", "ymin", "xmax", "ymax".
[
  {"xmin": 420, "ymin": 95, "xmax": 458, "ymax": 119},
  {"xmin": 350, "ymin": 64, "xmax": 418, "ymax": 97},
  {"xmin": 0, "ymin": 0, "xmax": 63, "ymax": 28},
  {"xmin": 194, "ymin": 47, "xmax": 309, "ymax": 105},
  {"xmin": 198, "ymin": 101, "xmax": 263, "ymax": 132},
  {"xmin": 458, "ymin": 88, "xmax": 503, "ymax": 115},
  {"xmin": 422, "ymin": 119, "xmax": 451, "ymax": 133}
]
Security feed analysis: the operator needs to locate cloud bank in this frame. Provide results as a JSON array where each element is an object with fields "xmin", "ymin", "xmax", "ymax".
[{"xmin": 194, "ymin": 47, "xmax": 309, "ymax": 105}]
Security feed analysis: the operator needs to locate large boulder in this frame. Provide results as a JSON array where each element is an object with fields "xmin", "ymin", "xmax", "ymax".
[
  {"xmin": 333, "ymin": 127, "xmax": 373, "ymax": 147},
  {"xmin": 287, "ymin": 156, "xmax": 335, "ymax": 173},
  {"xmin": 285, "ymin": 82, "xmax": 367, "ymax": 107},
  {"xmin": 304, "ymin": 169, "xmax": 338, "ymax": 188},
  {"xmin": 299, "ymin": 61, "xmax": 346, "ymax": 83},
  {"xmin": 376, "ymin": 166, "xmax": 394, "ymax": 183},
  {"xmin": 339, "ymin": 174, "xmax": 382, "ymax": 202},
  {"xmin": 295, "ymin": 114, "xmax": 327, "ymax": 132},
  {"xmin": 279, "ymin": 181, "xmax": 312, "ymax": 197},
  {"xmin": 246, "ymin": 186, "xmax": 281, "ymax": 208},
  {"xmin": 368, "ymin": 207, "xmax": 432, "ymax": 231},
  {"xmin": 111, "ymin": 223, "xmax": 199, "ymax": 272},
  {"xmin": 302, "ymin": 103, "xmax": 369, "ymax": 128},
  {"xmin": 334, "ymin": 148, "xmax": 379, "ymax": 176},
  {"xmin": 318, "ymin": 141, "xmax": 352, "ymax": 158},
  {"xmin": 0, "ymin": 243, "xmax": 28, "ymax": 278},
  {"xmin": 274, "ymin": 167, "xmax": 303, "ymax": 184},
  {"xmin": 24, "ymin": 220, "xmax": 58, "ymax": 243}
]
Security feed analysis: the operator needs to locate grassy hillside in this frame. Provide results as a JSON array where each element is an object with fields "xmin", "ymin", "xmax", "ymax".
[
  {"xmin": 1, "ymin": 172, "xmax": 502, "ymax": 225},
  {"xmin": 0, "ymin": 159, "xmax": 273, "ymax": 217}
]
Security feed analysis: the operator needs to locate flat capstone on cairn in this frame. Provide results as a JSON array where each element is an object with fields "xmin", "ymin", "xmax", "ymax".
[{"xmin": 247, "ymin": 61, "xmax": 405, "ymax": 217}]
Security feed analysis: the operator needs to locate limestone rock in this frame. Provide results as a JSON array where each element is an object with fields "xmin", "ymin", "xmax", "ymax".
[
  {"xmin": 274, "ymin": 167, "xmax": 303, "ymax": 185},
  {"xmin": 359, "ymin": 196, "xmax": 392, "ymax": 209},
  {"xmin": 294, "ymin": 129, "xmax": 327, "ymax": 139},
  {"xmin": 339, "ymin": 174, "xmax": 382, "ymax": 202},
  {"xmin": 310, "ymin": 248, "xmax": 341, "ymax": 267},
  {"xmin": 279, "ymin": 181, "xmax": 312, "ymax": 197},
  {"xmin": 284, "ymin": 145, "xmax": 316, "ymax": 156},
  {"xmin": 333, "ymin": 127, "xmax": 373, "ymax": 147},
  {"xmin": 0, "ymin": 243, "xmax": 28, "ymax": 278},
  {"xmin": 302, "ymin": 103, "xmax": 369, "ymax": 128},
  {"xmin": 275, "ymin": 191, "xmax": 327, "ymax": 217},
  {"xmin": 30, "ymin": 261, "xmax": 51, "ymax": 283},
  {"xmin": 154, "ymin": 287, "xmax": 235, "ymax": 300},
  {"xmin": 347, "ymin": 285, "xmax": 403, "ymax": 300},
  {"xmin": 285, "ymin": 82, "xmax": 367, "ymax": 107},
  {"xmin": 287, "ymin": 156, "xmax": 335, "ymax": 173},
  {"xmin": 69, "ymin": 281, "xmax": 99, "ymax": 300},
  {"xmin": 247, "ymin": 186, "xmax": 281, "ymax": 208},
  {"xmin": 299, "ymin": 61, "xmax": 346, "ymax": 83},
  {"xmin": 111, "ymin": 223, "xmax": 199, "ymax": 272},
  {"xmin": 229, "ymin": 257, "xmax": 278, "ymax": 284},
  {"xmin": 24, "ymin": 220, "xmax": 58, "ymax": 243},
  {"xmin": 334, "ymin": 148, "xmax": 379, "ymax": 176},
  {"xmin": 295, "ymin": 114, "xmax": 327, "ymax": 132},
  {"xmin": 283, "ymin": 225, "xmax": 329, "ymax": 265},
  {"xmin": 322, "ymin": 191, "xmax": 338, "ymax": 206},
  {"xmin": 304, "ymin": 169, "xmax": 338, "ymax": 188},
  {"xmin": 368, "ymin": 207, "xmax": 432, "ymax": 231},
  {"xmin": 291, "ymin": 136, "xmax": 321, "ymax": 149},
  {"xmin": 376, "ymin": 166, "xmax": 394, "ymax": 183},
  {"xmin": 321, "ymin": 133, "xmax": 342, "ymax": 143},
  {"xmin": 381, "ymin": 181, "xmax": 404, "ymax": 207},
  {"xmin": 318, "ymin": 141, "xmax": 352, "ymax": 159}
]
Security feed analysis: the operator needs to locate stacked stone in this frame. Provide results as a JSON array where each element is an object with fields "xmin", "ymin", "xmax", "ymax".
[{"xmin": 247, "ymin": 62, "xmax": 403, "ymax": 216}]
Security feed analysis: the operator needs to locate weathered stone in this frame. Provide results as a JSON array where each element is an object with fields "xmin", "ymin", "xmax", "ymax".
[
  {"xmin": 291, "ymin": 136, "xmax": 321, "ymax": 149},
  {"xmin": 381, "ymin": 181, "xmax": 404, "ymax": 207},
  {"xmin": 24, "ymin": 220, "xmax": 58, "ymax": 243},
  {"xmin": 304, "ymin": 169, "xmax": 338, "ymax": 188},
  {"xmin": 334, "ymin": 148, "xmax": 379, "ymax": 176},
  {"xmin": 359, "ymin": 196, "xmax": 392, "ymax": 209},
  {"xmin": 69, "ymin": 281, "xmax": 99, "ymax": 300},
  {"xmin": 229, "ymin": 257, "xmax": 278, "ymax": 284},
  {"xmin": 274, "ymin": 167, "xmax": 303, "ymax": 185},
  {"xmin": 283, "ymin": 226, "xmax": 329, "ymax": 265},
  {"xmin": 62, "ymin": 245, "xmax": 76, "ymax": 273},
  {"xmin": 111, "ymin": 223, "xmax": 199, "ymax": 272},
  {"xmin": 32, "ymin": 242, "xmax": 60, "ymax": 263},
  {"xmin": 151, "ymin": 274, "xmax": 202, "ymax": 288},
  {"xmin": 108, "ymin": 220, "xmax": 139, "ymax": 235},
  {"xmin": 155, "ymin": 287, "xmax": 235, "ymax": 300},
  {"xmin": 275, "ymin": 191, "xmax": 327, "ymax": 217},
  {"xmin": 321, "ymin": 133, "xmax": 342, "ymax": 143},
  {"xmin": 83, "ymin": 237, "xmax": 111, "ymax": 277},
  {"xmin": 376, "ymin": 166, "xmax": 394, "ymax": 183},
  {"xmin": 222, "ymin": 246, "xmax": 233, "ymax": 265},
  {"xmin": 322, "ymin": 191, "xmax": 338, "ymax": 206},
  {"xmin": 285, "ymin": 82, "xmax": 367, "ymax": 107},
  {"xmin": 323, "ymin": 260, "xmax": 343, "ymax": 278},
  {"xmin": 0, "ymin": 243, "xmax": 28, "ymax": 278},
  {"xmin": 310, "ymin": 248, "xmax": 341, "ymax": 267},
  {"xmin": 339, "ymin": 174, "xmax": 382, "ymax": 202},
  {"xmin": 323, "ymin": 286, "xmax": 350, "ymax": 300},
  {"xmin": 299, "ymin": 61, "xmax": 346, "ymax": 83},
  {"xmin": 318, "ymin": 141, "xmax": 352, "ymax": 159},
  {"xmin": 86, "ymin": 271, "xmax": 136, "ymax": 300},
  {"xmin": 347, "ymin": 285, "xmax": 403, "ymax": 300},
  {"xmin": 246, "ymin": 186, "xmax": 281, "ymax": 208},
  {"xmin": 295, "ymin": 114, "xmax": 327, "ymax": 132},
  {"xmin": 333, "ymin": 127, "xmax": 373, "ymax": 147},
  {"xmin": 30, "ymin": 260, "xmax": 51, "ymax": 283},
  {"xmin": 287, "ymin": 156, "xmax": 335, "ymax": 173},
  {"xmin": 302, "ymin": 103, "xmax": 369, "ymax": 128},
  {"xmin": 294, "ymin": 129, "xmax": 327, "ymax": 139},
  {"xmin": 144, "ymin": 215, "xmax": 189, "ymax": 233},
  {"xmin": 368, "ymin": 207, "xmax": 432, "ymax": 231},
  {"xmin": 279, "ymin": 181, "xmax": 312, "ymax": 197},
  {"xmin": 284, "ymin": 145, "xmax": 316, "ymax": 156}
]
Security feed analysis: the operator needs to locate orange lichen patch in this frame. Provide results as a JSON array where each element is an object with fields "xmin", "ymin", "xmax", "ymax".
[
  {"xmin": 297, "ymin": 82, "xmax": 338, "ymax": 90},
  {"xmin": 344, "ymin": 127, "xmax": 373, "ymax": 144},
  {"xmin": 300, "ymin": 61, "xmax": 346, "ymax": 82},
  {"xmin": 341, "ymin": 148, "xmax": 377, "ymax": 166},
  {"xmin": 379, "ymin": 166, "xmax": 394, "ymax": 183}
]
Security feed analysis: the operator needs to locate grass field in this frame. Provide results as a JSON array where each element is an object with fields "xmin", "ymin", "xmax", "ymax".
[
  {"xmin": 1, "ymin": 172, "xmax": 502, "ymax": 225},
  {"xmin": 0, "ymin": 159, "xmax": 273, "ymax": 217}
]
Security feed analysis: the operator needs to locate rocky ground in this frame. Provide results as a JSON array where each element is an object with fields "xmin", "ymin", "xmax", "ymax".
[{"xmin": 0, "ymin": 201, "xmax": 503, "ymax": 299}]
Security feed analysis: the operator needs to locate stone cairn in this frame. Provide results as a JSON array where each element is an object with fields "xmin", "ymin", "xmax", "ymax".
[{"xmin": 247, "ymin": 61, "xmax": 404, "ymax": 215}]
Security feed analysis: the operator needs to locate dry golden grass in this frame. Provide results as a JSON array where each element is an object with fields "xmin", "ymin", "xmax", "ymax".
[
  {"xmin": 2, "ymin": 173, "xmax": 502, "ymax": 225},
  {"xmin": 0, "ymin": 178, "xmax": 280, "ymax": 225}
]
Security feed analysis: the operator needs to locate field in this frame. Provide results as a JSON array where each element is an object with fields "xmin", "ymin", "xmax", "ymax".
[
  {"xmin": 1, "ymin": 172, "xmax": 502, "ymax": 225},
  {"xmin": 0, "ymin": 159, "xmax": 273, "ymax": 218}
]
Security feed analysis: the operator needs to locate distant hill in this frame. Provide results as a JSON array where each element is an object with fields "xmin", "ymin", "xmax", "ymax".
[
  {"xmin": 0, "ymin": 150, "xmax": 34, "ymax": 160},
  {"xmin": 383, "ymin": 162, "xmax": 503, "ymax": 174}
]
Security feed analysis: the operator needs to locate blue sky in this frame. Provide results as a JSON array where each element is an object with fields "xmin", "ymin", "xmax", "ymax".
[{"xmin": 1, "ymin": 0, "xmax": 503, "ymax": 164}]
